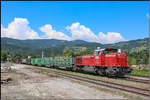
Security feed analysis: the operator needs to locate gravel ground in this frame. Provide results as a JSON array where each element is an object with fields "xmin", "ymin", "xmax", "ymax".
[
  {"xmin": 35, "ymin": 66, "xmax": 149, "ymax": 89},
  {"xmin": 1, "ymin": 64, "xmax": 127, "ymax": 99}
]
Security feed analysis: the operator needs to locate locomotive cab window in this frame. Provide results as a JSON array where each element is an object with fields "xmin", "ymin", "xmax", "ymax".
[
  {"xmin": 94, "ymin": 50, "xmax": 101, "ymax": 55},
  {"xmin": 102, "ymin": 48, "xmax": 118, "ymax": 55}
]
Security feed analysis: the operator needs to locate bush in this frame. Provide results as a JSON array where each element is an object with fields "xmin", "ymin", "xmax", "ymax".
[{"xmin": 131, "ymin": 69, "xmax": 149, "ymax": 76}]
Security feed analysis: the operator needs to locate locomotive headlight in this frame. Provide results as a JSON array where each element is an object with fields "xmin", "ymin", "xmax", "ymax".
[
  {"xmin": 117, "ymin": 54, "xmax": 124, "ymax": 58},
  {"xmin": 117, "ymin": 54, "xmax": 122, "ymax": 58}
]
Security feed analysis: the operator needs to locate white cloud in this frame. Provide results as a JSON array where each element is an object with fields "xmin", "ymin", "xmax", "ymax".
[
  {"xmin": 1, "ymin": 18, "xmax": 40, "ymax": 39},
  {"xmin": 66, "ymin": 22, "xmax": 125, "ymax": 44},
  {"xmin": 98, "ymin": 32, "xmax": 125, "ymax": 44},
  {"xmin": 1, "ymin": 24, "xmax": 7, "ymax": 37},
  {"xmin": 66, "ymin": 22, "xmax": 99, "ymax": 42},
  {"xmin": 40, "ymin": 24, "xmax": 72, "ymax": 41},
  {"xmin": 1, "ymin": 18, "xmax": 126, "ymax": 44}
]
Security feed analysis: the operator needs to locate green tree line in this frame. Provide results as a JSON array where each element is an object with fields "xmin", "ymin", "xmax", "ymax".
[
  {"xmin": 63, "ymin": 47, "xmax": 93, "ymax": 57},
  {"xmin": 128, "ymin": 49, "xmax": 149, "ymax": 65}
]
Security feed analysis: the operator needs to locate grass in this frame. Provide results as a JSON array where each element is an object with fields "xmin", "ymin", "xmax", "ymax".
[{"xmin": 131, "ymin": 69, "xmax": 149, "ymax": 76}]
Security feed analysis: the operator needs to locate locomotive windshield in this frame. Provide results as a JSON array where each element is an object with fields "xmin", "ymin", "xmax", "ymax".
[
  {"xmin": 94, "ymin": 48, "xmax": 120, "ymax": 55},
  {"xmin": 102, "ymin": 48, "xmax": 118, "ymax": 55}
]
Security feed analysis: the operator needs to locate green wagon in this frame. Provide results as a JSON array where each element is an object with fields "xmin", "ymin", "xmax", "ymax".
[
  {"xmin": 53, "ymin": 56, "xmax": 74, "ymax": 70},
  {"xmin": 31, "ymin": 56, "xmax": 74, "ymax": 70}
]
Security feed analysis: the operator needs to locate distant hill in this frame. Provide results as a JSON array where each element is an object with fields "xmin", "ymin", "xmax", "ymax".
[
  {"xmin": 1, "ymin": 37, "xmax": 149, "ymax": 57},
  {"xmin": 105, "ymin": 38, "xmax": 149, "ymax": 51},
  {"xmin": 1, "ymin": 38, "xmax": 88, "ymax": 48}
]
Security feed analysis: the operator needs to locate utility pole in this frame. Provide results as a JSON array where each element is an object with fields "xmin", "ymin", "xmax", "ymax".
[
  {"xmin": 40, "ymin": 46, "xmax": 44, "ymax": 58},
  {"xmin": 42, "ymin": 50, "xmax": 44, "ymax": 58}
]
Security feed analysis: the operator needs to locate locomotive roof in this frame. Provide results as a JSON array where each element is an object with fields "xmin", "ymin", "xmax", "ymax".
[{"xmin": 104, "ymin": 48, "xmax": 118, "ymax": 51}]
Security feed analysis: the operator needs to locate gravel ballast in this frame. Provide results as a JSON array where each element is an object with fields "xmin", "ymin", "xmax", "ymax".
[{"xmin": 1, "ymin": 64, "xmax": 126, "ymax": 99}]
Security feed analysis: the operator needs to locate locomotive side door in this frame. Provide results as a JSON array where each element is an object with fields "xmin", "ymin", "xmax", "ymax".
[
  {"xmin": 101, "ymin": 55, "xmax": 105, "ymax": 66},
  {"xmin": 94, "ymin": 50, "xmax": 101, "ymax": 66},
  {"xmin": 95, "ymin": 55, "xmax": 100, "ymax": 65},
  {"xmin": 100, "ymin": 50, "xmax": 105, "ymax": 66}
]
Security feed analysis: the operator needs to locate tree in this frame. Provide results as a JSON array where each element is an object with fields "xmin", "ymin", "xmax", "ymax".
[
  {"xmin": 1, "ymin": 50, "xmax": 7, "ymax": 61},
  {"xmin": 63, "ymin": 47, "xmax": 72, "ymax": 56},
  {"xmin": 72, "ymin": 50, "xmax": 93, "ymax": 57},
  {"xmin": 129, "ymin": 57, "xmax": 136, "ymax": 65},
  {"xmin": 128, "ymin": 49, "xmax": 149, "ymax": 65}
]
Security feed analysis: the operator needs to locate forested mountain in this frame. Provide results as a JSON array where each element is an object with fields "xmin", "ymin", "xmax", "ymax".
[
  {"xmin": 1, "ymin": 38, "xmax": 88, "ymax": 48},
  {"xmin": 1, "ymin": 37, "xmax": 149, "ymax": 58}
]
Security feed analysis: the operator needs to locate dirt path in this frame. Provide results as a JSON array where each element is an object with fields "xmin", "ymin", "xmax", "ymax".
[{"xmin": 1, "ymin": 64, "xmax": 126, "ymax": 99}]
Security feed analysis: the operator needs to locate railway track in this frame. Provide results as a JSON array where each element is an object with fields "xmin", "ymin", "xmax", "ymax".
[
  {"xmin": 24, "ymin": 64, "xmax": 149, "ymax": 84},
  {"xmin": 123, "ymin": 77, "xmax": 149, "ymax": 84},
  {"xmin": 31, "ymin": 67, "xmax": 149, "ymax": 98},
  {"xmin": 127, "ymin": 74, "xmax": 149, "ymax": 78},
  {"xmin": 124, "ymin": 74, "xmax": 149, "ymax": 84}
]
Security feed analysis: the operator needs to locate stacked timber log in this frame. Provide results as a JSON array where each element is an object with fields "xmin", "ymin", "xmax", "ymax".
[{"xmin": 131, "ymin": 65, "xmax": 149, "ymax": 70}]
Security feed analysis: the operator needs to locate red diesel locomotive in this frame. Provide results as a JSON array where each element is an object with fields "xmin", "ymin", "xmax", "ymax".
[
  {"xmin": 22, "ymin": 47, "xmax": 132, "ymax": 77},
  {"xmin": 74, "ymin": 47, "xmax": 132, "ymax": 77}
]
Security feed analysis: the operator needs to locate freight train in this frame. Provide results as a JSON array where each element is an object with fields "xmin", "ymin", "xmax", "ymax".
[{"xmin": 21, "ymin": 47, "xmax": 132, "ymax": 77}]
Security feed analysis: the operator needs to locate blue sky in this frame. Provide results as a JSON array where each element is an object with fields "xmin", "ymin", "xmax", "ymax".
[{"xmin": 1, "ymin": 1, "xmax": 149, "ymax": 44}]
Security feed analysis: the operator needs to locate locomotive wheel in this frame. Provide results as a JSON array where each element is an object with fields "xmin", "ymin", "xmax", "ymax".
[
  {"xmin": 73, "ymin": 66, "xmax": 84, "ymax": 72},
  {"xmin": 96, "ymin": 69, "xmax": 105, "ymax": 76},
  {"xmin": 105, "ymin": 67, "xmax": 118, "ymax": 77},
  {"xmin": 95, "ymin": 67, "xmax": 106, "ymax": 76},
  {"xmin": 72, "ymin": 67, "xmax": 78, "ymax": 72}
]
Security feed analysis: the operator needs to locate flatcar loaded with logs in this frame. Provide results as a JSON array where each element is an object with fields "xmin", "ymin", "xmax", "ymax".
[{"xmin": 22, "ymin": 47, "xmax": 132, "ymax": 77}]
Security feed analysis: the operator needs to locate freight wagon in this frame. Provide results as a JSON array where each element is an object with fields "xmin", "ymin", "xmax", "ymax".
[{"xmin": 31, "ymin": 57, "xmax": 74, "ymax": 70}]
